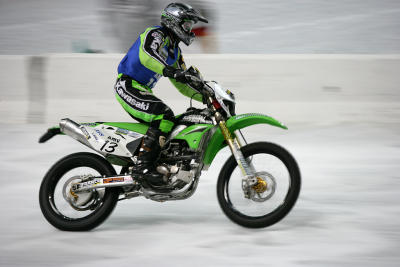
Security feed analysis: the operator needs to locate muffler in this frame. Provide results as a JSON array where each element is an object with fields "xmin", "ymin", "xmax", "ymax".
[{"xmin": 59, "ymin": 118, "xmax": 93, "ymax": 149}]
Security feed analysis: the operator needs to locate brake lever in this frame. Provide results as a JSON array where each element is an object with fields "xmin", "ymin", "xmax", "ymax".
[{"xmin": 185, "ymin": 74, "xmax": 201, "ymax": 83}]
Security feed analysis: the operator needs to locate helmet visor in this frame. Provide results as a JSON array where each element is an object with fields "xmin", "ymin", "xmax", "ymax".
[{"xmin": 182, "ymin": 20, "xmax": 194, "ymax": 33}]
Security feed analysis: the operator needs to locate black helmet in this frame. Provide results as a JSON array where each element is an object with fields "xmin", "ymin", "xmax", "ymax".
[{"xmin": 161, "ymin": 3, "xmax": 208, "ymax": 46}]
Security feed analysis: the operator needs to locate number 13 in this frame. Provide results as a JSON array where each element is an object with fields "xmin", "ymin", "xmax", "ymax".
[{"xmin": 100, "ymin": 141, "xmax": 118, "ymax": 153}]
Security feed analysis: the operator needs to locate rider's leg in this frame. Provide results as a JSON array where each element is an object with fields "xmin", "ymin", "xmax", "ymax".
[
  {"xmin": 114, "ymin": 75, "xmax": 176, "ymax": 185},
  {"xmin": 133, "ymin": 111, "xmax": 176, "ymax": 185}
]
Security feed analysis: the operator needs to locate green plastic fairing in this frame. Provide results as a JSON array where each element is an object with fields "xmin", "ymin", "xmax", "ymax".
[
  {"xmin": 202, "ymin": 113, "xmax": 287, "ymax": 166},
  {"xmin": 102, "ymin": 122, "xmax": 149, "ymax": 134},
  {"xmin": 173, "ymin": 124, "xmax": 214, "ymax": 150}
]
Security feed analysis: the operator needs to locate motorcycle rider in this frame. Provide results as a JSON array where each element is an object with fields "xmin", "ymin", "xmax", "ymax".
[{"xmin": 114, "ymin": 3, "xmax": 208, "ymax": 186}]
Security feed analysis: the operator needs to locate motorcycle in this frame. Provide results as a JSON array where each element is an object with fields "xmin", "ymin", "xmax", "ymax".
[{"xmin": 38, "ymin": 67, "xmax": 301, "ymax": 231}]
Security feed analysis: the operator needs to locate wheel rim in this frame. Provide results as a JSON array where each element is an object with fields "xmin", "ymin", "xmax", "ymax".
[{"xmin": 224, "ymin": 152, "xmax": 292, "ymax": 218}]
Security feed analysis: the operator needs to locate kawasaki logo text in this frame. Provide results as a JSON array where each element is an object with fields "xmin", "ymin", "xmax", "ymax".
[{"xmin": 116, "ymin": 87, "xmax": 150, "ymax": 111}]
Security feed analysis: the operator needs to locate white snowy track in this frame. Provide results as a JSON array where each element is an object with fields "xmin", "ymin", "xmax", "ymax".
[
  {"xmin": 1, "ymin": 54, "xmax": 400, "ymax": 266},
  {"xmin": 0, "ymin": 121, "xmax": 399, "ymax": 266}
]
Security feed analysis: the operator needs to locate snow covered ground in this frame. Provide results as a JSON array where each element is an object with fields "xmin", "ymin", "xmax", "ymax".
[{"xmin": 0, "ymin": 119, "xmax": 399, "ymax": 266}]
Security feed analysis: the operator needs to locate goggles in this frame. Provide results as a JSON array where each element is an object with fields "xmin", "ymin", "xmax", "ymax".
[{"xmin": 182, "ymin": 20, "xmax": 194, "ymax": 32}]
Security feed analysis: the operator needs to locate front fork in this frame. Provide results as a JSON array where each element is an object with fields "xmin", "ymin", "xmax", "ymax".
[{"xmin": 218, "ymin": 119, "xmax": 258, "ymax": 197}]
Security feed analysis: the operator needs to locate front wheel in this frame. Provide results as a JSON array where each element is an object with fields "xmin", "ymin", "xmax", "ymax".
[
  {"xmin": 217, "ymin": 142, "xmax": 301, "ymax": 228},
  {"xmin": 39, "ymin": 152, "xmax": 120, "ymax": 231}
]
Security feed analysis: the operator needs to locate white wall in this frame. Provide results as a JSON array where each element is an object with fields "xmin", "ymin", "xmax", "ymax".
[
  {"xmin": 0, "ymin": 56, "xmax": 29, "ymax": 124},
  {"xmin": 1, "ymin": 54, "xmax": 400, "ymax": 127}
]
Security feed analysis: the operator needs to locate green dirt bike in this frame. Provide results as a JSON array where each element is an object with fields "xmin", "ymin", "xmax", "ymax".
[{"xmin": 38, "ymin": 67, "xmax": 301, "ymax": 231}]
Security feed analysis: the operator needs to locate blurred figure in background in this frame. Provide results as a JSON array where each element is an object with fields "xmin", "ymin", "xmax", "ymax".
[
  {"xmin": 181, "ymin": 1, "xmax": 218, "ymax": 53},
  {"xmin": 99, "ymin": 0, "xmax": 159, "ymax": 52},
  {"xmin": 100, "ymin": 0, "xmax": 217, "ymax": 53}
]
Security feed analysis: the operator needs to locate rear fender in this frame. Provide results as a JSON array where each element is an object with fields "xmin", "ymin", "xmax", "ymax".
[
  {"xmin": 38, "ymin": 127, "xmax": 63, "ymax": 143},
  {"xmin": 202, "ymin": 113, "xmax": 287, "ymax": 167}
]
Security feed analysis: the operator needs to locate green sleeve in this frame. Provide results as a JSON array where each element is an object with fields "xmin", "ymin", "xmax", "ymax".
[
  {"xmin": 169, "ymin": 78, "xmax": 203, "ymax": 102},
  {"xmin": 169, "ymin": 51, "xmax": 203, "ymax": 102}
]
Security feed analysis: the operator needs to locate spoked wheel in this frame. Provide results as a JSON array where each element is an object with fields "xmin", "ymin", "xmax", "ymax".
[
  {"xmin": 217, "ymin": 142, "xmax": 301, "ymax": 228},
  {"xmin": 39, "ymin": 152, "xmax": 120, "ymax": 231}
]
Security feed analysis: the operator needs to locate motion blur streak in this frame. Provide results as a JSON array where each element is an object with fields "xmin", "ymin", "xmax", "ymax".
[{"xmin": 0, "ymin": 0, "xmax": 399, "ymax": 54}]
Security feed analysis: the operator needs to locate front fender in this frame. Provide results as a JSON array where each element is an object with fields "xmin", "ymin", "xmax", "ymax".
[{"xmin": 202, "ymin": 113, "xmax": 287, "ymax": 166}]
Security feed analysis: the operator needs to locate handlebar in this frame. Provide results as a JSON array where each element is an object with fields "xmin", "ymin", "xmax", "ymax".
[
  {"xmin": 183, "ymin": 66, "xmax": 236, "ymax": 116},
  {"xmin": 184, "ymin": 73, "xmax": 213, "ymax": 99}
]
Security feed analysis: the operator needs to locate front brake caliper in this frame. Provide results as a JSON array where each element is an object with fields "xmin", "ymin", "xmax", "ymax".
[{"xmin": 242, "ymin": 176, "xmax": 258, "ymax": 199}]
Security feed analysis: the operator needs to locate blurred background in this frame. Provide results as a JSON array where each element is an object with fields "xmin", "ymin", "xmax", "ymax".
[
  {"xmin": 1, "ymin": 0, "xmax": 400, "ymax": 54},
  {"xmin": 1, "ymin": 0, "xmax": 400, "ymax": 266}
]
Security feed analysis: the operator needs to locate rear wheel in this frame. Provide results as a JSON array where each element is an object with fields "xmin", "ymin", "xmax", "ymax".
[
  {"xmin": 217, "ymin": 142, "xmax": 301, "ymax": 228},
  {"xmin": 39, "ymin": 152, "xmax": 120, "ymax": 231}
]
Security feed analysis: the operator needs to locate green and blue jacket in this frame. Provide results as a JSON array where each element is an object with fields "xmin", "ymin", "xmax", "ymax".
[{"xmin": 118, "ymin": 26, "xmax": 202, "ymax": 102}]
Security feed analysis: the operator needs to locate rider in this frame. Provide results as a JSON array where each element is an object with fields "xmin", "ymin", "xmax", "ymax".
[{"xmin": 114, "ymin": 3, "xmax": 208, "ymax": 186}]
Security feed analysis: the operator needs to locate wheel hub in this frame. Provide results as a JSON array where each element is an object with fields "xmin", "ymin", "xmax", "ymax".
[
  {"xmin": 252, "ymin": 177, "xmax": 267, "ymax": 193},
  {"xmin": 248, "ymin": 171, "xmax": 277, "ymax": 202},
  {"xmin": 62, "ymin": 175, "xmax": 100, "ymax": 211}
]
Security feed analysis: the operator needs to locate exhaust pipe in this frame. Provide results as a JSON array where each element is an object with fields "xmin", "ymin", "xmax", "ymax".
[{"xmin": 59, "ymin": 118, "xmax": 93, "ymax": 149}]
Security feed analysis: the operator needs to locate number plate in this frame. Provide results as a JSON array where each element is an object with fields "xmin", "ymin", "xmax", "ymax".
[{"xmin": 81, "ymin": 125, "xmax": 144, "ymax": 157}]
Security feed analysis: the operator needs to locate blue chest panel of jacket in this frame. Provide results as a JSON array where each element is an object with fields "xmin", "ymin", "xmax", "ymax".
[{"xmin": 118, "ymin": 26, "xmax": 179, "ymax": 89}]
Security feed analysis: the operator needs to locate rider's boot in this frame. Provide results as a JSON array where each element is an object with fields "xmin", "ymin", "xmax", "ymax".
[{"xmin": 132, "ymin": 127, "xmax": 166, "ymax": 186}]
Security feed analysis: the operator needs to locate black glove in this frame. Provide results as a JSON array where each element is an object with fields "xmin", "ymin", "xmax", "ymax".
[{"xmin": 163, "ymin": 66, "xmax": 187, "ymax": 83}]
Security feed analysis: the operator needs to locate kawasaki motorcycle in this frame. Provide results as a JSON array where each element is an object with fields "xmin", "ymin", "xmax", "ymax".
[{"xmin": 38, "ymin": 67, "xmax": 301, "ymax": 231}]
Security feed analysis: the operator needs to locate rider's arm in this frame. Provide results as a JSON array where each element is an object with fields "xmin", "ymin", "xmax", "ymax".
[
  {"xmin": 165, "ymin": 52, "xmax": 203, "ymax": 103},
  {"xmin": 139, "ymin": 28, "xmax": 168, "ymax": 75}
]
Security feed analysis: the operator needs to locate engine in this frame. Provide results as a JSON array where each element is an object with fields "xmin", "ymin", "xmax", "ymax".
[
  {"xmin": 154, "ymin": 108, "xmax": 212, "ymax": 189},
  {"xmin": 157, "ymin": 139, "xmax": 199, "ymax": 189}
]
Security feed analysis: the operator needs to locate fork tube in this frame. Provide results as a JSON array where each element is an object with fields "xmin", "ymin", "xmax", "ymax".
[
  {"xmin": 218, "ymin": 120, "xmax": 254, "ymax": 178},
  {"xmin": 234, "ymin": 130, "xmax": 244, "ymax": 148},
  {"xmin": 234, "ymin": 130, "xmax": 257, "ymax": 173}
]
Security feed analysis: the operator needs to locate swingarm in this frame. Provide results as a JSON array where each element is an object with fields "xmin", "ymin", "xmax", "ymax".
[{"xmin": 70, "ymin": 174, "xmax": 137, "ymax": 193}]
